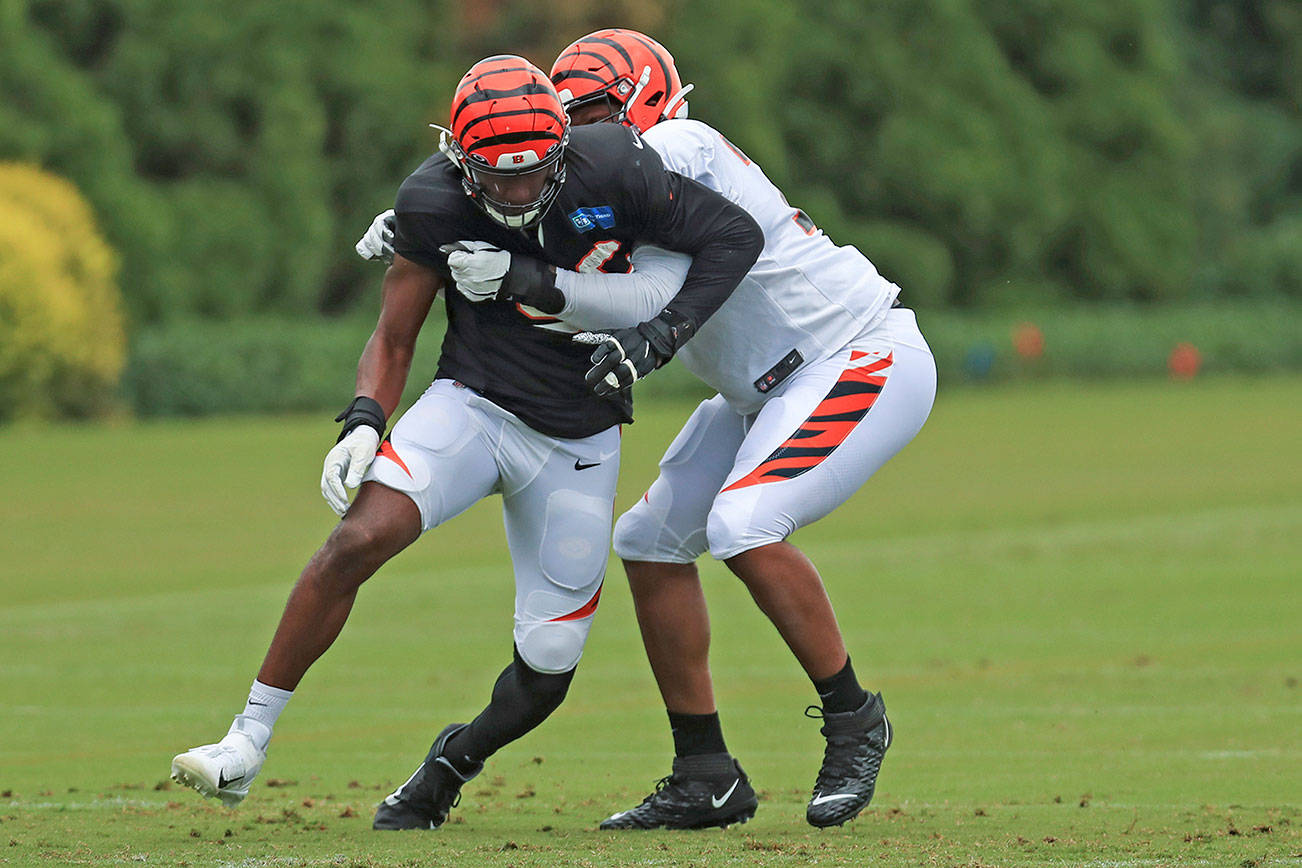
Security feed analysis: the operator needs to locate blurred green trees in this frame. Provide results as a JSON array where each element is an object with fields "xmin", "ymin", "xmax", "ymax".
[
  {"xmin": 4, "ymin": 0, "xmax": 464, "ymax": 321},
  {"xmin": 667, "ymin": 0, "xmax": 1273, "ymax": 307},
  {"xmin": 2, "ymin": 0, "xmax": 1297, "ymax": 324}
]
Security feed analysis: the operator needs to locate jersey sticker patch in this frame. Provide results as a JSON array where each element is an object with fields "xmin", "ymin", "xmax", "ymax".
[{"xmin": 568, "ymin": 206, "xmax": 616, "ymax": 233}]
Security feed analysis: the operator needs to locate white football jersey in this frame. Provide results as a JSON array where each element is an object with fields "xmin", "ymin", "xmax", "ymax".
[{"xmin": 645, "ymin": 119, "xmax": 899, "ymax": 413}]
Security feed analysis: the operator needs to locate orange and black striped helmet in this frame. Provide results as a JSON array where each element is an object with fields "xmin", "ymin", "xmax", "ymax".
[
  {"xmin": 550, "ymin": 29, "xmax": 692, "ymax": 133},
  {"xmin": 440, "ymin": 55, "xmax": 570, "ymax": 228}
]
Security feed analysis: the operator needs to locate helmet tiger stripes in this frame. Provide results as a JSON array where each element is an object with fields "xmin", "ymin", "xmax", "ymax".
[
  {"xmin": 550, "ymin": 29, "xmax": 692, "ymax": 133},
  {"xmin": 439, "ymin": 55, "xmax": 570, "ymax": 229}
]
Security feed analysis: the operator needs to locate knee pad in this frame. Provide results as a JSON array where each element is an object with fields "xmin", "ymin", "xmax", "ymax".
[
  {"xmin": 612, "ymin": 500, "xmax": 657, "ymax": 560},
  {"xmin": 510, "ymin": 646, "xmax": 576, "ymax": 701},
  {"xmin": 514, "ymin": 619, "xmax": 589, "ymax": 675},
  {"xmin": 706, "ymin": 494, "xmax": 791, "ymax": 561},
  {"xmin": 705, "ymin": 504, "xmax": 743, "ymax": 560},
  {"xmin": 614, "ymin": 487, "xmax": 709, "ymax": 563},
  {"xmin": 538, "ymin": 489, "xmax": 609, "ymax": 591}
]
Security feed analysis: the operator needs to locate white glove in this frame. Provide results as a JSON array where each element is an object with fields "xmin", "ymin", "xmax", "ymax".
[
  {"xmin": 320, "ymin": 426, "xmax": 381, "ymax": 517},
  {"xmin": 443, "ymin": 240, "xmax": 511, "ymax": 301},
  {"xmin": 356, "ymin": 209, "xmax": 395, "ymax": 263}
]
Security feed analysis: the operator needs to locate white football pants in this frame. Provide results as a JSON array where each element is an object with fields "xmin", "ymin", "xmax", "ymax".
[
  {"xmin": 364, "ymin": 379, "xmax": 620, "ymax": 673},
  {"xmin": 614, "ymin": 308, "xmax": 936, "ymax": 562}
]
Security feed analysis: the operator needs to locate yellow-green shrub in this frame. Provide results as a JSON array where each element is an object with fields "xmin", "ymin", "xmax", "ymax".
[{"xmin": 0, "ymin": 163, "xmax": 125, "ymax": 419}]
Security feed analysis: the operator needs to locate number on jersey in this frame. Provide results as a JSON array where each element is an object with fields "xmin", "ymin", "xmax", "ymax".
[{"xmin": 518, "ymin": 239, "xmax": 627, "ymax": 334}]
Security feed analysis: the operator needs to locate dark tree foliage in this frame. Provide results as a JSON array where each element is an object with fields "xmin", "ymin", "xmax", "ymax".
[
  {"xmin": 10, "ymin": 0, "xmax": 465, "ymax": 321},
  {"xmin": 1181, "ymin": 0, "xmax": 1301, "ymax": 298},
  {"xmin": 663, "ymin": 0, "xmax": 1204, "ymax": 307},
  {"xmin": 2, "ymin": 0, "xmax": 1297, "ymax": 322}
]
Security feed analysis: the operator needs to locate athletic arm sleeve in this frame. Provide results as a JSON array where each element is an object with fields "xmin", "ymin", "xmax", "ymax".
[
  {"xmin": 554, "ymin": 245, "xmax": 691, "ymax": 330},
  {"xmin": 640, "ymin": 170, "xmax": 763, "ymax": 331}
]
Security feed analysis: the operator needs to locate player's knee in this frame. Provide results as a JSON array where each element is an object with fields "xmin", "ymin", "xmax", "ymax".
[
  {"xmin": 515, "ymin": 621, "xmax": 587, "ymax": 675},
  {"xmin": 706, "ymin": 501, "xmax": 788, "ymax": 561},
  {"xmin": 615, "ymin": 491, "xmax": 709, "ymax": 562},
  {"xmin": 612, "ymin": 503, "xmax": 653, "ymax": 560},
  {"xmin": 311, "ymin": 518, "xmax": 392, "ymax": 592},
  {"xmin": 325, "ymin": 519, "xmax": 382, "ymax": 565}
]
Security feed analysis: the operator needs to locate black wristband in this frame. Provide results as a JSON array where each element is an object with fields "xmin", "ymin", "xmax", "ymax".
[
  {"xmin": 334, "ymin": 396, "xmax": 386, "ymax": 442},
  {"xmin": 501, "ymin": 256, "xmax": 564, "ymax": 314},
  {"xmin": 640, "ymin": 308, "xmax": 697, "ymax": 366}
]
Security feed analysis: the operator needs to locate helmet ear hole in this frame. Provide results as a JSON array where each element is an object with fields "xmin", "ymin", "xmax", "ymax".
[{"xmin": 645, "ymin": 91, "xmax": 664, "ymax": 107}]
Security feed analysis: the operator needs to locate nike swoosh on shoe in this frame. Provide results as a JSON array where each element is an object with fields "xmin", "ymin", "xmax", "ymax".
[
  {"xmin": 809, "ymin": 792, "xmax": 859, "ymax": 806},
  {"xmin": 710, "ymin": 778, "xmax": 740, "ymax": 808}
]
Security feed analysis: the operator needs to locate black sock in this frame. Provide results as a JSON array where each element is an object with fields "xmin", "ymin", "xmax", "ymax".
[
  {"xmin": 443, "ymin": 646, "xmax": 575, "ymax": 776},
  {"xmin": 812, "ymin": 656, "xmax": 869, "ymax": 714},
  {"xmin": 667, "ymin": 710, "xmax": 728, "ymax": 757}
]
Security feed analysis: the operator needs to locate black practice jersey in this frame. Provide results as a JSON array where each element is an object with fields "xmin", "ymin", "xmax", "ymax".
[{"xmin": 392, "ymin": 123, "xmax": 762, "ymax": 439}]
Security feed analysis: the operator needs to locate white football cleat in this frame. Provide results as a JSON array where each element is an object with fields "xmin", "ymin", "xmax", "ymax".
[{"xmin": 170, "ymin": 717, "xmax": 268, "ymax": 807}]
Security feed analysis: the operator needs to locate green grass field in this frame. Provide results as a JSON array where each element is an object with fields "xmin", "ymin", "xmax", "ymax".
[{"xmin": 3, "ymin": 376, "xmax": 1299, "ymax": 867}]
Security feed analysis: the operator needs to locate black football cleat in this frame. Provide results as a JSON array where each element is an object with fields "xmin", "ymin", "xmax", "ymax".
[
  {"xmin": 373, "ymin": 723, "xmax": 482, "ymax": 830},
  {"xmin": 805, "ymin": 692, "xmax": 892, "ymax": 827},
  {"xmin": 599, "ymin": 752, "xmax": 758, "ymax": 830}
]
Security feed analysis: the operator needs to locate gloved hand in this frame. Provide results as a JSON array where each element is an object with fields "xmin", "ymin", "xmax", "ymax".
[
  {"xmin": 321, "ymin": 396, "xmax": 386, "ymax": 516},
  {"xmin": 578, "ymin": 309, "xmax": 696, "ymax": 396},
  {"xmin": 356, "ymin": 209, "xmax": 396, "ymax": 264},
  {"xmin": 440, "ymin": 241, "xmax": 562, "ymax": 313}
]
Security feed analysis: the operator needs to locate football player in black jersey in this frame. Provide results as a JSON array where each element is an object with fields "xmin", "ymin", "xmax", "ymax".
[{"xmin": 169, "ymin": 56, "xmax": 762, "ymax": 827}]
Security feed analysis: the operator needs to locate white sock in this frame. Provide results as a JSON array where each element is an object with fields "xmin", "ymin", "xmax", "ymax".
[{"xmin": 232, "ymin": 679, "xmax": 293, "ymax": 750}]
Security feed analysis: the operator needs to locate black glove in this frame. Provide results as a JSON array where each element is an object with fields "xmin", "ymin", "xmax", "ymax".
[
  {"xmin": 583, "ymin": 309, "xmax": 696, "ymax": 396},
  {"xmin": 501, "ymin": 254, "xmax": 563, "ymax": 313}
]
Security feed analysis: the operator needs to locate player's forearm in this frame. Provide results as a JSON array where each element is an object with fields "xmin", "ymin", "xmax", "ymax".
[
  {"xmin": 350, "ymin": 255, "xmax": 438, "ymax": 418},
  {"xmin": 555, "ymin": 246, "xmax": 691, "ymax": 330},
  {"xmin": 651, "ymin": 172, "xmax": 763, "ymax": 330},
  {"xmin": 353, "ymin": 331, "xmax": 414, "ymax": 419}
]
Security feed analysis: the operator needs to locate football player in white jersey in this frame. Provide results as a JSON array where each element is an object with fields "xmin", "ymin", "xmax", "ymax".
[{"xmin": 357, "ymin": 30, "xmax": 936, "ymax": 830}]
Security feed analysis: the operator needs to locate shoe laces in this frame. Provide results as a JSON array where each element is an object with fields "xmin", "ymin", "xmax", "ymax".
[
  {"xmin": 428, "ymin": 765, "xmax": 466, "ymax": 818},
  {"xmin": 805, "ymin": 705, "xmax": 858, "ymax": 747},
  {"xmin": 627, "ymin": 772, "xmax": 695, "ymax": 817},
  {"xmin": 808, "ymin": 705, "xmax": 879, "ymax": 788},
  {"xmin": 644, "ymin": 774, "xmax": 675, "ymax": 803}
]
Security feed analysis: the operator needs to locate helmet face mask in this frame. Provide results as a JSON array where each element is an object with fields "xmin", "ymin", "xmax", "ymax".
[
  {"xmin": 464, "ymin": 146, "xmax": 567, "ymax": 229},
  {"xmin": 564, "ymin": 89, "xmax": 629, "ymax": 127},
  {"xmin": 445, "ymin": 56, "xmax": 571, "ymax": 229},
  {"xmin": 551, "ymin": 29, "xmax": 691, "ymax": 133}
]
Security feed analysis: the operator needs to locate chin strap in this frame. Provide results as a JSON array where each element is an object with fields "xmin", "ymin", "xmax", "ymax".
[
  {"xmin": 430, "ymin": 123, "xmax": 462, "ymax": 167},
  {"xmin": 662, "ymin": 82, "xmax": 694, "ymax": 122},
  {"xmin": 622, "ymin": 66, "xmax": 654, "ymax": 133}
]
